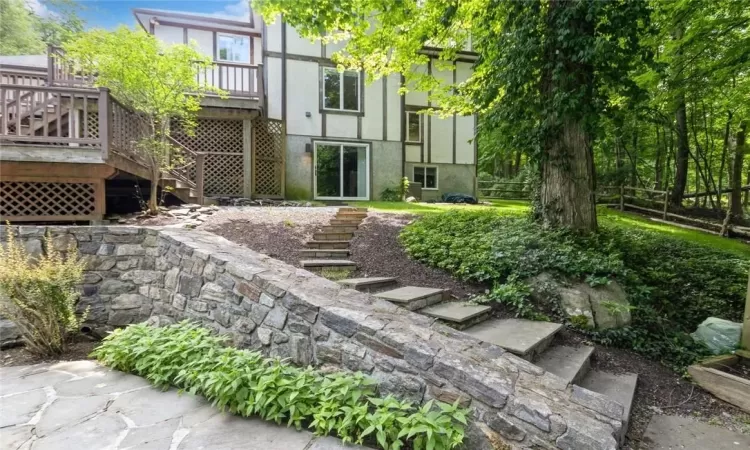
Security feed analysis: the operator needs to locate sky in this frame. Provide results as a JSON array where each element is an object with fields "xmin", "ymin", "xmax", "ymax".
[{"xmin": 33, "ymin": 0, "xmax": 252, "ymax": 30}]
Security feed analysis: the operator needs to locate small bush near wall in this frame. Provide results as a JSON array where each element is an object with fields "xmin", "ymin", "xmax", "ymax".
[
  {"xmin": 94, "ymin": 321, "xmax": 469, "ymax": 450},
  {"xmin": 400, "ymin": 210, "xmax": 750, "ymax": 370},
  {"xmin": 0, "ymin": 229, "xmax": 87, "ymax": 356}
]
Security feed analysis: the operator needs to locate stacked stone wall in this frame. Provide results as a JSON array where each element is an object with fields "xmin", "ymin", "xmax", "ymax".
[{"xmin": 0, "ymin": 225, "xmax": 624, "ymax": 449}]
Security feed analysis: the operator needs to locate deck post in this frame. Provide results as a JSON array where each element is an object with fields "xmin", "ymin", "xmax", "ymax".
[
  {"xmin": 257, "ymin": 64, "xmax": 265, "ymax": 110},
  {"xmin": 47, "ymin": 45, "xmax": 55, "ymax": 85},
  {"xmin": 196, "ymin": 152, "xmax": 205, "ymax": 205},
  {"xmin": 98, "ymin": 87, "xmax": 111, "ymax": 160}
]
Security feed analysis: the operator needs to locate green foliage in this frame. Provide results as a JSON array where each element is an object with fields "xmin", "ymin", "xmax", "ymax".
[
  {"xmin": 0, "ymin": 0, "xmax": 46, "ymax": 54},
  {"xmin": 93, "ymin": 322, "xmax": 468, "ymax": 450},
  {"xmin": 0, "ymin": 0, "xmax": 84, "ymax": 55},
  {"xmin": 0, "ymin": 228, "xmax": 87, "ymax": 356},
  {"xmin": 380, "ymin": 188, "xmax": 402, "ymax": 202},
  {"xmin": 400, "ymin": 210, "xmax": 749, "ymax": 370}
]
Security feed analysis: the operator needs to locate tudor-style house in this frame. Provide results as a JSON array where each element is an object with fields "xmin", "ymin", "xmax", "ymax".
[{"xmin": 0, "ymin": 8, "xmax": 477, "ymax": 222}]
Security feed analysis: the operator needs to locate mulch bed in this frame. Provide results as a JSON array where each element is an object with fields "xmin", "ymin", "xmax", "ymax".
[
  {"xmin": 348, "ymin": 214, "xmax": 486, "ymax": 299},
  {"xmin": 205, "ymin": 221, "xmax": 319, "ymax": 267},
  {"xmin": 201, "ymin": 209, "xmax": 750, "ymax": 445},
  {"xmin": 0, "ymin": 337, "xmax": 98, "ymax": 368}
]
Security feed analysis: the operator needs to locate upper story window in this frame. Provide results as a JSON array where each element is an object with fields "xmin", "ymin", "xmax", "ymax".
[
  {"xmin": 217, "ymin": 34, "xmax": 250, "ymax": 63},
  {"xmin": 322, "ymin": 67, "xmax": 360, "ymax": 112},
  {"xmin": 405, "ymin": 111, "xmax": 423, "ymax": 143}
]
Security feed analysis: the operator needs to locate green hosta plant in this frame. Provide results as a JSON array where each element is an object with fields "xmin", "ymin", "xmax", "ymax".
[{"xmin": 93, "ymin": 322, "xmax": 469, "ymax": 450}]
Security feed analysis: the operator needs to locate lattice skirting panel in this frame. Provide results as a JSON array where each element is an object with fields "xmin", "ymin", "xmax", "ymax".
[
  {"xmin": 204, "ymin": 153, "xmax": 244, "ymax": 196},
  {"xmin": 0, "ymin": 177, "xmax": 104, "ymax": 222},
  {"xmin": 252, "ymin": 118, "xmax": 285, "ymax": 199}
]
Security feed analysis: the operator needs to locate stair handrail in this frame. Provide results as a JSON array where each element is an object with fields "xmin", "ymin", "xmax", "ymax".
[{"xmin": 107, "ymin": 94, "xmax": 205, "ymax": 203}]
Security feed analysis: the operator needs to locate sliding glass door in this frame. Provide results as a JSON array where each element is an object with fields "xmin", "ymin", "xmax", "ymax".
[{"xmin": 314, "ymin": 142, "xmax": 369, "ymax": 200}]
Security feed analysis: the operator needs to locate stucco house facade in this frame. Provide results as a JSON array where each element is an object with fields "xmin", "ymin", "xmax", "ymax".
[{"xmin": 0, "ymin": 7, "xmax": 478, "ymax": 222}]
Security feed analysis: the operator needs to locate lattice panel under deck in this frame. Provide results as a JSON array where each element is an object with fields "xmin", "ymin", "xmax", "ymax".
[
  {"xmin": 172, "ymin": 118, "xmax": 244, "ymax": 154},
  {"xmin": 252, "ymin": 118, "xmax": 285, "ymax": 198},
  {"xmin": 203, "ymin": 153, "xmax": 244, "ymax": 196},
  {"xmin": 0, "ymin": 180, "xmax": 97, "ymax": 220}
]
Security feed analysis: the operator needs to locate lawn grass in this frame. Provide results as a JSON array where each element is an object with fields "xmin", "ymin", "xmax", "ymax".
[
  {"xmin": 347, "ymin": 199, "xmax": 529, "ymax": 215},
  {"xmin": 348, "ymin": 199, "xmax": 750, "ymax": 258}
]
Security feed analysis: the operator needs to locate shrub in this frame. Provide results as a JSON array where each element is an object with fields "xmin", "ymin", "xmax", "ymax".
[
  {"xmin": 93, "ymin": 322, "xmax": 468, "ymax": 450},
  {"xmin": 0, "ymin": 228, "xmax": 87, "ymax": 355},
  {"xmin": 400, "ymin": 210, "xmax": 749, "ymax": 370}
]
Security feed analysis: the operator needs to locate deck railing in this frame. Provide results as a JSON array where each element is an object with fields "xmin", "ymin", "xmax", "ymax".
[
  {"xmin": 196, "ymin": 61, "xmax": 264, "ymax": 101},
  {"xmin": 0, "ymin": 83, "xmax": 107, "ymax": 152},
  {"xmin": 47, "ymin": 46, "xmax": 95, "ymax": 87},
  {"xmin": 0, "ymin": 69, "xmax": 48, "ymax": 87}
]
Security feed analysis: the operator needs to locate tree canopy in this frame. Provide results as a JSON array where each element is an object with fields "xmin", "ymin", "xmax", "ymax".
[{"xmin": 0, "ymin": 0, "xmax": 83, "ymax": 55}]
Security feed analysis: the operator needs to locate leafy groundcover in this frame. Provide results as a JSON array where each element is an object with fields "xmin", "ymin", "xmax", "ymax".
[
  {"xmin": 93, "ymin": 321, "xmax": 468, "ymax": 450},
  {"xmin": 400, "ymin": 210, "xmax": 749, "ymax": 370}
]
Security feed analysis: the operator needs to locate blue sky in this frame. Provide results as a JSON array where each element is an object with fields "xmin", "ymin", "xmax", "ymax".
[{"xmin": 54, "ymin": 1, "xmax": 251, "ymax": 29}]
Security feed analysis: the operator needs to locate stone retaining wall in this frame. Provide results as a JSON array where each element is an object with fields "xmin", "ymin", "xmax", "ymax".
[{"xmin": 0, "ymin": 225, "xmax": 624, "ymax": 449}]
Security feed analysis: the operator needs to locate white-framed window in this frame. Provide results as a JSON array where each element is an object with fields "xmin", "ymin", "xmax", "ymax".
[
  {"xmin": 405, "ymin": 111, "xmax": 423, "ymax": 143},
  {"xmin": 217, "ymin": 34, "xmax": 250, "ymax": 63},
  {"xmin": 322, "ymin": 67, "xmax": 360, "ymax": 112},
  {"xmin": 413, "ymin": 166, "xmax": 438, "ymax": 190}
]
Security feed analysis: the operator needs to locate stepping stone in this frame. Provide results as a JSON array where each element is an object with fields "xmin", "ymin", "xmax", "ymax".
[
  {"xmin": 299, "ymin": 249, "xmax": 350, "ymax": 259},
  {"xmin": 301, "ymin": 260, "xmax": 357, "ymax": 270},
  {"xmin": 321, "ymin": 225, "xmax": 359, "ymax": 233},
  {"xmin": 579, "ymin": 370, "xmax": 638, "ymax": 443},
  {"xmin": 305, "ymin": 240, "xmax": 350, "ymax": 249},
  {"xmin": 374, "ymin": 286, "xmax": 446, "ymax": 311},
  {"xmin": 313, "ymin": 232, "xmax": 354, "ymax": 241},
  {"xmin": 641, "ymin": 414, "xmax": 750, "ymax": 450},
  {"xmin": 536, "ymin": 345, "xmax": 594, "ymax": 385},
  {"xmin": 338, "ymin": 277, "xmax": 397, "ymax": 292},
  {"xmin": 463, "ymin": 318, "xmax": 562, "ymax": 359},
  {"xmin": 419, "ymin": 302, "xmax": 491, "ymax": 330}
]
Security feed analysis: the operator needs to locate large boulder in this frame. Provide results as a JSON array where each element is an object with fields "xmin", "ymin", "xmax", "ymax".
[
  {"xmin": 0, "ymin": 317, "xmax": 22, "ymax": 349},
  {"xmin": 528, "ymin": 273, "xmax": 631, "ymax": 330}
]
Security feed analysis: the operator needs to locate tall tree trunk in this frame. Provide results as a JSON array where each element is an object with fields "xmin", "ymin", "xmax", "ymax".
[
  {"xmin": 655, "ymin": 123, "xmax": 663, "ymax": 190},
  {"xmin": 731, "ymin": 121, "xmax": 747, "ymax": 218},
  {"xmin": 537, "ymin": 0, "xmax": 597, "ymax": 233},
  {"xmin": 671, "ymin": 95, "xmax": 690, "ymax": 205},
  {"xmin": 514, "ymin": 150, "xmax": 522, "ymax": 176}
]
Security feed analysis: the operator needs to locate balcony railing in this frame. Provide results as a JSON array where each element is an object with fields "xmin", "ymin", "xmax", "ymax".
[{"xmin": 195, "ymin": 61, "xmax": 264, "ymax": 101}]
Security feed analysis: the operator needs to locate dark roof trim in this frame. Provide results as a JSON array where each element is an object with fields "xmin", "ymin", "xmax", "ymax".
[{"xmin": 132, "ymin": 8, "xmax": 255, "ymax": 29}]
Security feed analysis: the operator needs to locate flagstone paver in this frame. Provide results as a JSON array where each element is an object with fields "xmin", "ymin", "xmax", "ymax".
[{"xmin": 0, "ymin": 360, "xmax": 368, "ymax": 450}]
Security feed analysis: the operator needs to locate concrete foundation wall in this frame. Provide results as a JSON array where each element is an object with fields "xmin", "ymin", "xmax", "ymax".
[
  {"xmin": 404, "ymin": 162, "xmax": 477, "ymax": 201},
  {"xmin": 1, "ymin": 225, "xmax": 624, "ymax": 450}
]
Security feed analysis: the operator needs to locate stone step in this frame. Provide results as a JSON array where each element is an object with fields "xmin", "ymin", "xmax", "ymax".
[
  {"xmin": 313, "ymin": 232, "xmax": 354, "ymax": 241},
  {"xmin": 321, "ymin": 225, "xmax": 359, "ymax": 233},
  {"xmin": 301, "ymin": 259, "xmax": 357, "ymax": 270},
  {"xmin": 419, "ymin": 302, "xmax": 492, "ymax": 330},
  {"xmin": 339, "ymin": 207, "xmax": 368, "ymax": 212},
  {"xmin": 463, "ymin": 318, "xmax": 563, "ymax": 359},
  {"xmin": 338, "ymin": 277, "xmax": 398, "ymax": 292},
  {"xmin": 298, "ymin": 249, "xmax": 350, "ymax": 259},
  {"xmin": 336, "ymin": 212, "xmax": 368, "ymax": 218},
  {"xmin": 579, "ymin": 370, "xmax": 638, "ymax": 444},
  {"xmin": 535, "ymin": 345, "xmax": 594, "ymax": 385},
  {"xmin": 330, "ymin": 219, "xmax": 363, "ymax": 226},
  {"xmin": 305, "ymin": 240, "xmax": 350, "ymax": 249},
  {"xmin": 374, "ymin": 286, "xmax": 446, "ymax": 311}
]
